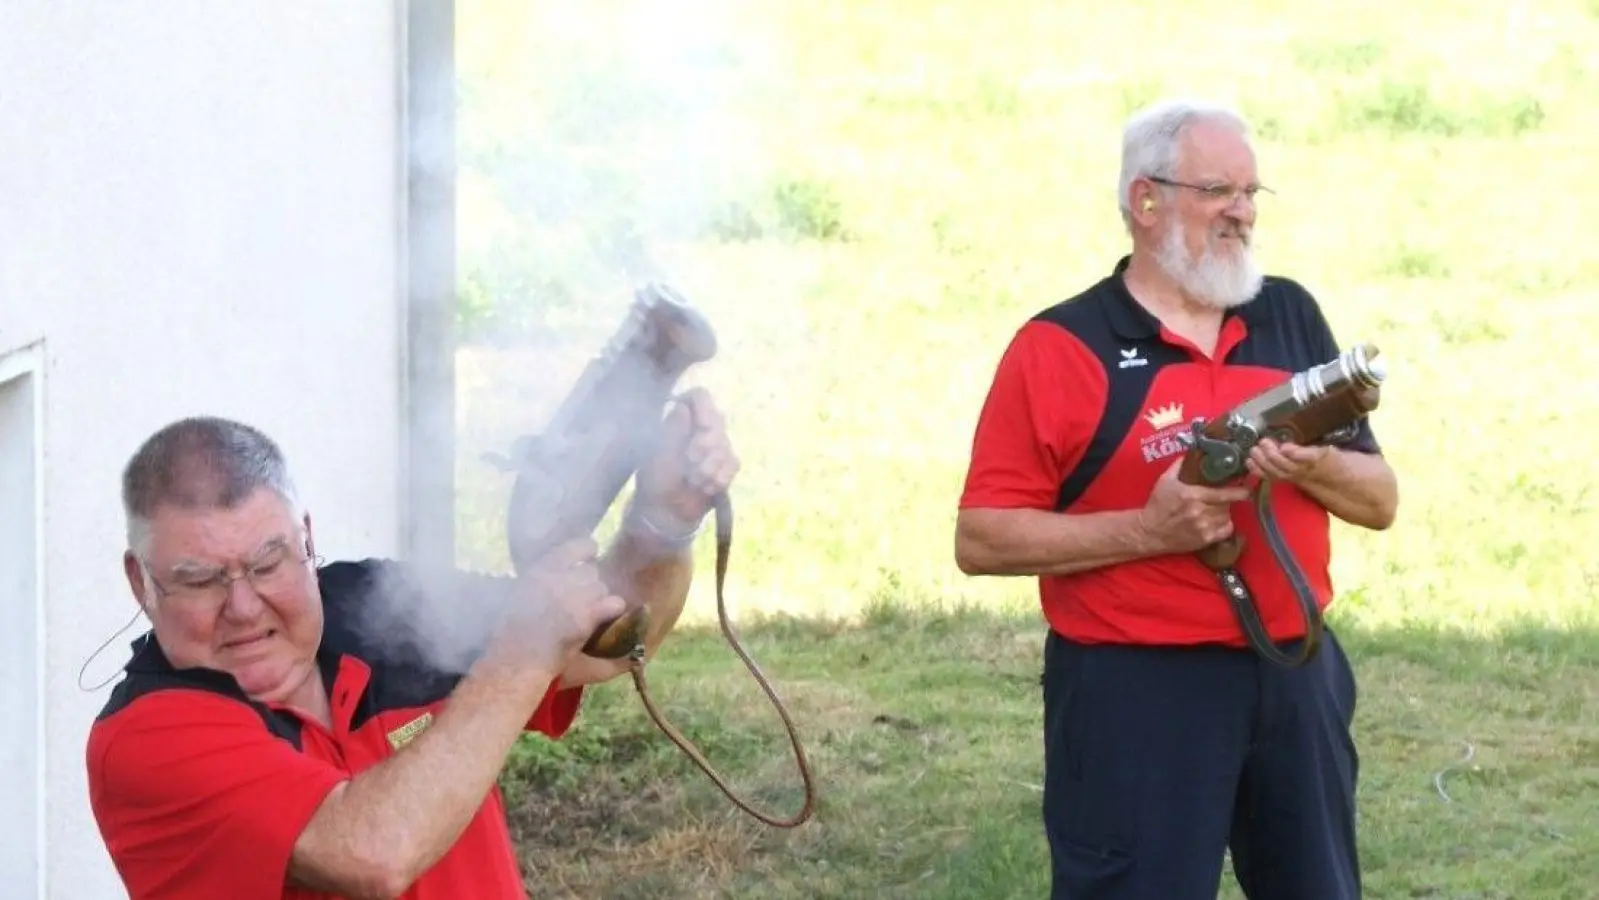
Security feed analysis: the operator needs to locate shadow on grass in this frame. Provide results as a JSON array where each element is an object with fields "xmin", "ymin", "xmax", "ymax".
[{"xmin": 502, "ymin": 602, "xmax": 1599, "ymax": 900}]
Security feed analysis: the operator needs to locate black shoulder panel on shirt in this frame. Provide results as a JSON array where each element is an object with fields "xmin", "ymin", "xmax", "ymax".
[
  {"xmin": 1032, "ymin": 282, "xmax": 1187, "ymax": 512},
  {"xmin": 318, "ymin": 559, "xmax": 515, "ymax": 733},
  {"xmin": 1223, "ymin": 276, "xmax": 1330, "ymax": 371},
  {"xmin": 94, "ymin": 638, "xmax": 306, "ymax": 752},
  {"xmin": 1223, "ymin": 277, "xmax": 1383, "ymax": 454},
  {"xmin": 91, "ymin": 559, "xmax": 520, "ymax": 747}
]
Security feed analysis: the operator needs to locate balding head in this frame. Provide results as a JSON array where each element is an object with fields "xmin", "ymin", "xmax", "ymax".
[{"xmin": 122, "ymin": 416, "xmax": 302, "ymax": 557}]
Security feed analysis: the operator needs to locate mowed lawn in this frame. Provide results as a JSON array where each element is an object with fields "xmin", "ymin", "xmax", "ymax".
[{"xmin": 448, "ymin": 1, "xmax": 1599, "ymax": 897}]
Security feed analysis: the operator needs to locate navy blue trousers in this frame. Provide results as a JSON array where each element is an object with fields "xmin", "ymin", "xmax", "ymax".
[{"xmin": 1041, "ymin": 629, "xmax": 1361, "ymax": 900}]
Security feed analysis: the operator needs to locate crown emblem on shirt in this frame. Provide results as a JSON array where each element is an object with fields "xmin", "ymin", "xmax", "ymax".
[{"xmin": 1143, "ymin": 402, "xmax": 1185, "ymax": 431}]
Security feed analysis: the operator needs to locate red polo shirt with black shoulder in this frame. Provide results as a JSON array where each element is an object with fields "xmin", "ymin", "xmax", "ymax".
[
  {"xmin": 959, "ymin": 256, "xmax": 1382, "ymax": 647},
  {"xmin": 86, "ymin": 559, "xmax": 583, "ymax": 900}
]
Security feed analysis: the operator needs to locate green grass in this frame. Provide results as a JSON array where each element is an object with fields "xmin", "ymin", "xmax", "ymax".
[
  {"xmin": 495, "ymin": 609, "xmax": 1598, "ymax": 899},
  {"xmin": 449, "ymin": 0, "xmax": 1599, "ymax": 896}
]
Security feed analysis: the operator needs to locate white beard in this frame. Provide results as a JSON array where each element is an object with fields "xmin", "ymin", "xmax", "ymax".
[{"xmin": 1153, "ymin": 219, "xmax": 1264, "ymax": 310}]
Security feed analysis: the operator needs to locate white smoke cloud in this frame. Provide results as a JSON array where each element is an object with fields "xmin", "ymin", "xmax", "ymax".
[{"xmin": 353, "ymin": 0, "xmax": 771, "ymax": 677}]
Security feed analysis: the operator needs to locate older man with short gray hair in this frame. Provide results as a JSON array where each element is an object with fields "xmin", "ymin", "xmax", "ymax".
[
  {"xmin": 88, "ymin": 393, "xmax": 738, "ymax": 900},
  {"xmin": 957, "ymin": 98, "xmax": 1398, "ymax": 899}
]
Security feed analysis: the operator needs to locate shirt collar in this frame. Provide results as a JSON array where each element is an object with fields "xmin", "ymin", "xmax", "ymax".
[
  {"xmin": 122, "ymin": 630, "xmax": 247, "ymax": 696},
  {"xmin": 121, "ymin": 626, "xmax": 343, "ymax": 702},
  {"xmin": 1103, "ymin": 254, "xmax": 1272, "ymax": 342}
]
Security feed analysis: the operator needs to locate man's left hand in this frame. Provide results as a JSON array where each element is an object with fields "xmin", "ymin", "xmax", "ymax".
[
  {"xmin": 1246, "ymin": 437, "xmax": 1330, "ymax": 485},
  {"xmin": 633, "ymin": 387, "xmax": 741, "ymax": 525}
]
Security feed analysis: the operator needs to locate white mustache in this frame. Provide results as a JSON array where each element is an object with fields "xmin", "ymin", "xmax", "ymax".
[{"xmin": 1214, "ymin": 224, "xmax": 1251, "ymax": 244}]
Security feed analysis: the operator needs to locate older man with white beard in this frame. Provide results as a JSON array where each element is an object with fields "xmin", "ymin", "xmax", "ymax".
[{"xmin": 955, "ymin": 98, "xmax": 1399, "ymax": 900}]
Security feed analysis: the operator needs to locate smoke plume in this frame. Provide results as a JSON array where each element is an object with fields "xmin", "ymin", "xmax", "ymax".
[{"xmin": 352, "ymin": 0, "xmax": 773, "ymax": 677}]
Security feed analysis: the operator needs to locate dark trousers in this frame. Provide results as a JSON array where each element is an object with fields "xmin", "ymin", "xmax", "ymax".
[{"xmin": 1041, "ymin": 629, "xmax": 1361, "ymax": 900}]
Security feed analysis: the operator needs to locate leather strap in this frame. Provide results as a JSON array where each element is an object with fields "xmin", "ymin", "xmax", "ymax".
[
  {"xmin": 1215, "ymin": 480, "xmax": 1323, "ymax": 668},
  {"xmin": 625, "ymin": 492, "xmax": 818, "ymax": 828}
]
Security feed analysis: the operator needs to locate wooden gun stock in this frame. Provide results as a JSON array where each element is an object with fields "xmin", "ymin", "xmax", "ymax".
[
  {"xmin": 1177, "ymin": 381, "xmax": 1382, "ymax": 568},
  {"xmin": 1174, "ymin": 342, "xmax": 1389, "ymax": 668},
  {"xmin": 1267, "ymin": 383, "xmax": 1383, "ymax": 448},
  {"xmin": 1177, "ymin": 343, "xmax": 1386, "ymax": 569},
  {"xmin": 1176, "ymin": 418, "xmax": 1249, "ymax": 569}
]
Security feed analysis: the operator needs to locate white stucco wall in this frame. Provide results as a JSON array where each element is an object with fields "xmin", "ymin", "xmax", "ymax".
[{"xmin": 0, "ymin": 4, "xmax": 410, "ymax": 897}]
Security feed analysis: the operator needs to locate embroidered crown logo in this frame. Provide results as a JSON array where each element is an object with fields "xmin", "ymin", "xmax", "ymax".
[{"xmin": 1143, "ymin": 402, "xmax": 1185, "ymax": 431}]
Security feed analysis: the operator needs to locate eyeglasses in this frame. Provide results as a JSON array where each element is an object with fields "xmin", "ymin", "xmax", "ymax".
[
  {"xmin": 143, "ymin": 537, "xmax": 321, "ymax": 611},
  {"xmin": 1148, "ymin": 176, "xmax": 1273, "ymax": 206}
]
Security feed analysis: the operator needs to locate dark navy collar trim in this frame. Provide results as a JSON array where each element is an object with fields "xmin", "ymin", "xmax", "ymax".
[
  {"xmin": 122, "ymin": 628, "xmax": 344, "ymax": 700},
  {"xmin": 1102, "ymin": 255, "xmax": 1273, "ymax": 342}
]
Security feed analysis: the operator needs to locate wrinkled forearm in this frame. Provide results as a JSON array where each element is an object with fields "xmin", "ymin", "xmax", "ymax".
[
  {"xmin": 1295, "ymin": 449, "xmax": 1399, "ymax": 531},
  {"xmin": 955, "ymin": 507, "xmax": 1163, "ymax": 577}
]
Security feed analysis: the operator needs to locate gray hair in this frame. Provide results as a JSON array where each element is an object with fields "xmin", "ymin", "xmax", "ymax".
[
  {"xmin": 122, "ymin": 416, "xmax": 303, "ymax": 558},
  {"xmin": 1116, "ymin": 98, "xmax": 1251, "ymax": 231}
]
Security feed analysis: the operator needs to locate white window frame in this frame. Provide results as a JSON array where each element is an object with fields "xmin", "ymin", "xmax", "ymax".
[{"xmin": 0, "ymin": 339, "xmax": 48, "ymax": 900}]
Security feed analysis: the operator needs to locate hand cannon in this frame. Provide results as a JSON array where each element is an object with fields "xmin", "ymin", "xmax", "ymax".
[
  {"xmin": 486, "ymin": 284, "xmax": 817, "ymax": 827},
  {"xmin": 1176, "ymin": 343, "xmax": 1387, "ymax": 667}
]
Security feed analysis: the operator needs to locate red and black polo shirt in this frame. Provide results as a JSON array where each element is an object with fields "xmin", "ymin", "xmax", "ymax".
[
  {"xmin": 960, "ymin": 256, "xmax": 1381, "ymax": 647},
  {"xmin": 86, "ymin": 559, "xmax": 582, "ymax": 900}
]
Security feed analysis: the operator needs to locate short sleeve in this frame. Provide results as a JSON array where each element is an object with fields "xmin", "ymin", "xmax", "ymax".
[
  {"xmin": 87, "ymin": 691, "xmax": 347, "ymax": 900},
  {"xmin": 527, "ymin": 676, "xmax": 584, "ymax": 738},
  {"xmin": 959, "ymin": 320, "xmax": 1108, "ymax": 511},
  {"xmin": 1295, "ymin": 286, "xmax": 1383, "ymax": 455}
]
